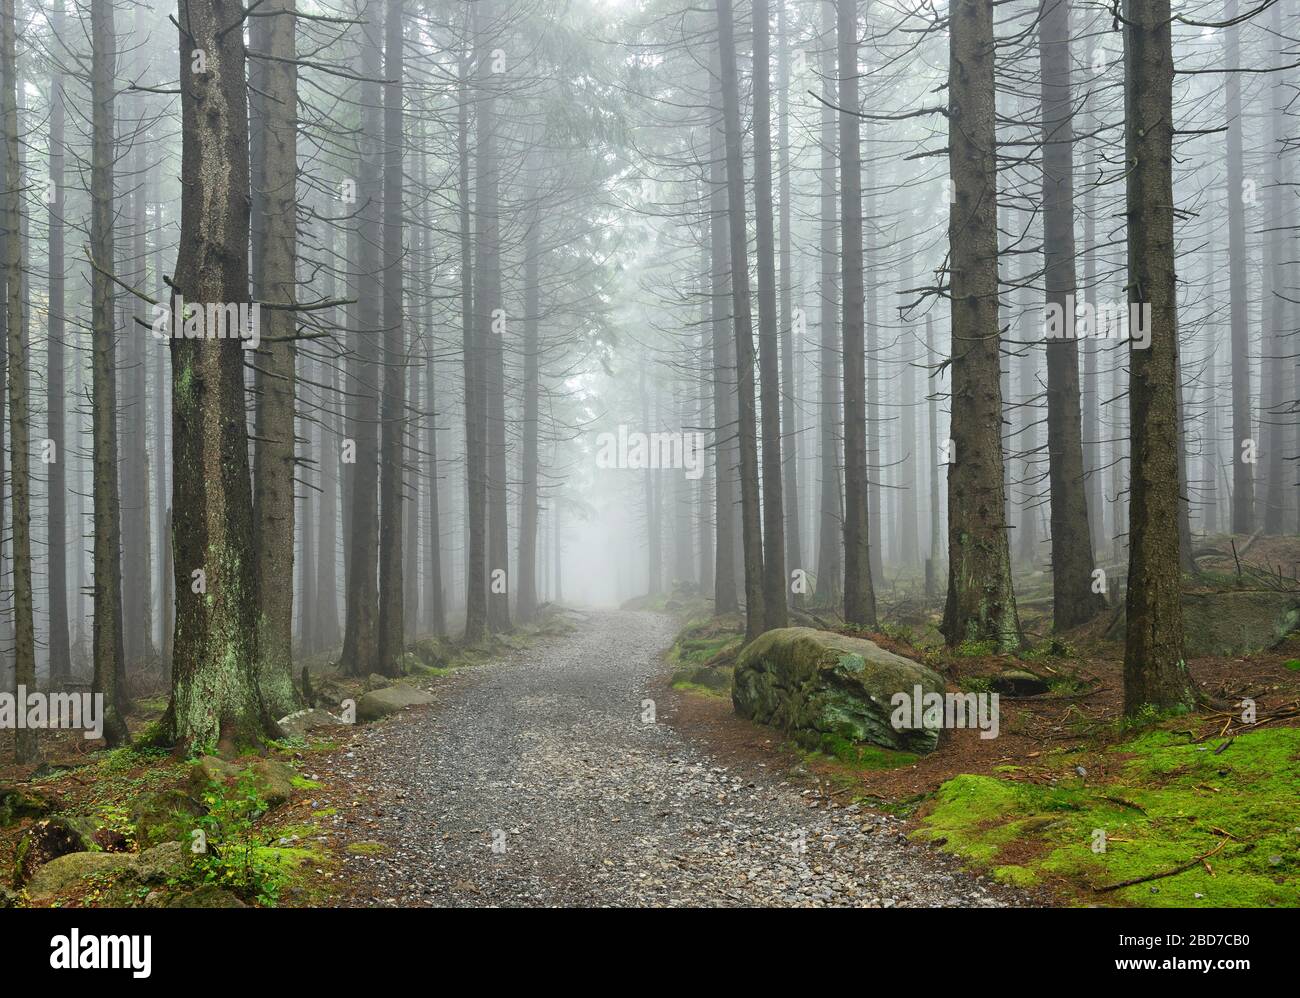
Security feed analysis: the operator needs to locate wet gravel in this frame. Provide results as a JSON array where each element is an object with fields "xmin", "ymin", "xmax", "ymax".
[{"xmin": 310, "ymin": 609, "xmax": 1026, "ymax": 907}]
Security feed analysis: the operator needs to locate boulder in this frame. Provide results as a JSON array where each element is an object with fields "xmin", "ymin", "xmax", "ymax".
[
  {"xmin": 163, "ymin": 885, "xmax": 249, "ymax": 908},
  {"xmin": 188, "ymin": 756, "xmax": 297, "ymax": 808},
  {"xmin": 356, "ymin": 685, "xmax": 435, "ymax": 723},
  {"xmin": 276, "ymin": 708, "xmax": 348, "ymax": 740},
  {"xmin": 13, "ymin": 816, "xmax": 121, "ymax": 886},
  {"xmin": 989, "ymin": 669, "xmax": 1050, "ymax": 697},
  {"xmin": 25, "ymin": 851, "xmax": 135, "ymax": 901},
  {"xmin": 732, "ymin": 627, "xmax": 946, "ymax": 753},
  {"xmin": 1107, "ymin": 591, "xmax": 1300, "ymax": 656},
  {"xmin": 131, "ymin": 841, "xmax": 188, "ymax": 885},
  {"xmin": 130, "ymin": 788, "xmax": 205, "ymax": 847},
  {"xmin": 0, "ymin": 785, "xmax": 54, "ymax": 827}
]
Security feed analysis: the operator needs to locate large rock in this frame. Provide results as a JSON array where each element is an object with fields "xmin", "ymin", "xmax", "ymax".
[
  {"xmin": 277, "ymin": 708, "xmax": 348, "ymax": 740},
  {"xmin": 130, "ymin": 789, "xmax": 205, "ymax": 847},
  {"xmin": 732, "ymin": 627, "xmax": 946, "ymax": 753},
  {"xmin": 25, "ymin": 851, "xmax": 135, "ymax": 901},
  {"xmin": 13, "ymin": 815, "xmax": 108, "ymax": 886},
  {"xmin": 131, "ymin": 841, "xmax": 188, "ymax": 885},
  {"xmin": 188, "ymin": 756, "xmax": 297, "ymax": 808},
  {"xmin": 163, "ymin": 885, "xmax": 249, "ymax": 908},
  {"xmin": 0, "ymin": 785, "xmax": 54, "ymax": 827},
  {"xmin": 1107, "ymin": 591, "xmax": 1300, "ymax": 656},
  {"xmin": 356, "ymin": 685, "xmax": 435, "ymax": 723}
]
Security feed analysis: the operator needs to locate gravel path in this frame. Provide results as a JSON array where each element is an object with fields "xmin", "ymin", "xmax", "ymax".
[{"xmin": 314, "ymin": 609, "xmax": 1025, "ymax": 907}]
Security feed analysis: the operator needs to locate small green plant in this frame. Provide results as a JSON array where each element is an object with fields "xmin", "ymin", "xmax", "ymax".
[
  {"xmin": 955, "ymin": 637, "xmax": 998, "ymax": 658},
  {"xmin": 959, "ymin": 676, "xmax": 994, "ymax": 693},
  {"xmin": 188, "ymin": 772, "xmax": 289, "ymax": 906},
  {"xmin": 1283, "ymin": 659, "xmax": 1300, "ymax": 672}
]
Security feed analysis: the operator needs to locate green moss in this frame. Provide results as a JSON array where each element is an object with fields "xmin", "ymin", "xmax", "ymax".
[
  {"xmin": 993, "ymin": 864, "xmax": 1039, "ymax": 888},
  {"xmin": 915, "ymin": 728, "xmax": 1300, "ymax": 907},
  {"xmin": 1283, "ymin": 659, "xmax": 1300, "ymax": 672},
  {"xmin": 311, "ymin": 808, "xmax": 337, "ymax": 818},
  {"xmin": 290, "ymin": 776, "xmax": 320, "ymax": 790},
  {"xmin": 344, "ymin": 841, "xmax": 388, "ymax": 855}
]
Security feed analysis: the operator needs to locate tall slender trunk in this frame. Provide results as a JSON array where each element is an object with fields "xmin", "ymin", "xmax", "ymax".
[
  {"xmin": 166, "ymin": 0, "xmax": 271, "ymax": 747},
  {"xmin": 709, "ymin": 49, "xmax": 739, "ymax": 617},
  {"xmin": 1121, "ymin": 0, "xmax": 1196, "ymax": 714},
  {"xmin": 815, "ymin": 0, "xmax": 842, "ymax": 608},
  {"xmin": 341, "ymin": 0, "xmax": 383, "ymax": 674},
  {"xmin": 459, "ymin": 25, "xmax": 486, "ymax": 644},
  {"xmin": 1039, "ymin": 0, "xmax": 1103, "ymax": 629},
  {"xmin": 88, "ymin": 0, "xmax": 129, "ymax": 745},
  {"xmin": 3, "ymin": 0, "xmax": 36, "ymax": 760},
  {"xmin": 941, "ymin": 0, "xmax": 1020, "ymax": 650},
  {"xmin": 517, "ymin": 210, "xmax": 540, "ymax": 622},
  {"xmin": 46, "ymin": 0, "xmax": 71, "ymax": 687},
  {"xmin": 776, "ymin": 1, "xmax": 801, "ymax": 610},
  {"xmin": 251, "ymin": 0, "xmax": 300, "ymax": 712},
  {"xmin": 716, "ymin": 0, "xmax": 767, "ymax": 641},
  {"xmin": 376, "ymin": 0, "xmax": 406, "ymax": 671},
  {"xmin": 753, "ymin": 0, "xmax": 787, "ymax": 628},
  {"xmin": 1224, "ymin": 0, "xmax": 1253, "ymax": 535},
  {"xmin": 838, "ymin": 0, "xmax": 876, "ymax": 628}
]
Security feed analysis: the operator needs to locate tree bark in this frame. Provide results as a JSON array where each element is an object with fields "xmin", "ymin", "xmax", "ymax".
[
  {"xmin": 838, "ymin": 0, "xmax": 876, "ymax": 628},
  {"xmin": 941, "ymin": 0, "xmax": 1020, "ymax": 650},
  {"xmin": 377, "ymin": 0, "xmax": 406, "ymax": 671},
  {"xmin": 1039, "ymin": 0, "xmax": 1104, "ymax": 629},
  {"xmin": 1121, "ymin": 0, "xmax": 1196, "ymax": 715},
  {"xmin": 166, "ymin": 0, "xmax": 271, "ymax": 747},
  {"xmin": 88, "ymin": 0, "xmax": 129, "ymax": 746},
  {"xmin": 251, "ymin": 0, "xmax": 300, "ymax": 713},
  {"xmin": 716, "ymin": 0, "xmax": 767, "ymax": 641}
]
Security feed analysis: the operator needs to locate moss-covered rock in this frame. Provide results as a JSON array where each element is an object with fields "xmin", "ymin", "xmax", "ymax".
[
  {"xmin": 162, "ymin": 885, "xmax": 249, "ymax": 908},
  {"xmin": 130, "ymin": 789, "xmax": 205, "ymax": 847},
  {"xmin": 13, "ymin": 816, "xmax": 108, "ymax": 886},
  {"xmin": 25, "ymin": 851, "xmax": 135, "ymax": 901},
  {"xmin": 188, "ymin": 756, "xmax": 297, "ymax": 808},
  {"xmin": 1107, "ymin": 591, "xmax": 1299, "ymax": 656},
  {"xmin": 0, "ymin": 785, "xmax": 54, "ymax": 827},
  {"xmin": 276, "ymin": 708, "xmax": 348, "ymax": 740},
  {"xmin": 131, "ymin": 841, "xmax": 189, "ymax": 885},
  {"xmin": 356, "ymin": 685, "xmax": 435, "ymax": 723},
  {"xmin": 732, "ymin": 627, "xmax": 946, "ymax": 753}
]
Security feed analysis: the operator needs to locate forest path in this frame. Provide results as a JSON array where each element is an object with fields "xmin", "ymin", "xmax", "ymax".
[{"xmin": 320, "ymin": 609, "xmax": 1022, "ymax": 907}]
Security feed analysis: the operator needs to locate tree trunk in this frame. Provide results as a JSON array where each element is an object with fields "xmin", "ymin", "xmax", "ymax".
[
  {"xmin": 1224, "ymin": 0, "xmax": 1254, "ymax": 535},
  {"xmin": 838, "ymin": 0, "xmax": 876, "ymax": 628},
  {"xmin": 517, "ymin": 209, "xmax": 540, "ymax": 622},
  {"xmin": 3, "ymin": 0, "xmax": 36, "ymax": 760},
  {"xmin": 716, "ymin": 0, "xmax": 767, "ymax": 641},
  {"xmin": 815, "ymin": 0, "xmax": 842, "ymax": 608},
  {"xmin": 1039, "ymin": 0, "xmax": 1104, "ymax": 629},
  {"xmin": 941, "ymin": 0, "xmax": 1020, "ymax": 650},
  {"xmin": 166, "ymin": 0, "xmax": 271, "ymax": 747},
  {"xmin": 341, "ymin": 0, "xmax": 383, "ymax": 675},
  {"xmin": 251, "ymin": 0, "xmax": 300, "ymax": 713},
  {"xmin": 709, "ymin": 47, "xmax": 739, "ymax": 617},
  {"xmin": 46, "ymin": 0, "xmax": 71, "ymax": 687},
  {"xmin": 459, "ymin": 24, "xmax": 486, "ymax": 644},
  {"xmin": 377, "ymin": 0, "xmax": 406, "ymax": 671},
  {"xmin": 1121, "ymin": 0, "xmax": 1196, "ymax": 715},
  {"xmin": 88, "ymin": 0, "xmax": 129, "ymax": 746},
  {"xmin": 753, "ymin": 0, "xmax": 787, "ymax": 629}
]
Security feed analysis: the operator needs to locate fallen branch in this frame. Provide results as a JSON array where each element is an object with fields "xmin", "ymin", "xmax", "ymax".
[{"xmin": 1094, "ymin": 838, "xmax": 1229, "ymax": 892}]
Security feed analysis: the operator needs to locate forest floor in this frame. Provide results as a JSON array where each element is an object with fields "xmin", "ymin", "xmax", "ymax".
[
  {"xmin": 662, "ymin": 536, "xmax": 1300, "ymax": 908},
  {"xmin": 284, "ymin": 608, "xmax": 1024, "ymax": 907}
]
